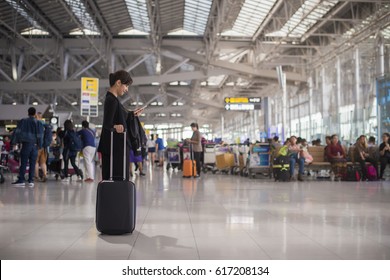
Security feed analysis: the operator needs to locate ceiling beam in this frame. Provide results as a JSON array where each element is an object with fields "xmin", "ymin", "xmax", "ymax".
[
  {"xmin": 0, "ymin": 69, "xmax": 235, "ymax": 91},
  {"xmin": 164, "ymin": 46, "xmax": 306, "ymax": 83}
]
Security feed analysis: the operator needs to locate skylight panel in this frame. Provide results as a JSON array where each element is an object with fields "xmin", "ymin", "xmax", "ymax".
[
  {"xmin": 69, "ymin": 28, "xmax": 100, "ymax": 35},
  {"xmin": 266, "ymin": 0, "xmax": 338, "ymax": 38},
  {"xmin": 118, "ymin": 28, "xmax": 148, "ymax": 35},
  {"xmin": 183, "ymin": 0, "xmax": 212, "ymax": 35},
  {"xmin": 5, "ymin": 0, "xmax": 49, "ymax": 34},
  {"xmin": 222, "ymin": 0, "xmax": 278, "ymax": 37},
  {"xmin": 343, "ymin": 5, "xmax": 389, "ymax": 39},
  {"xmin": 21, "ymin": 27, "xmax": 49, "ymax": 35},
  {"xmin": 168, "ymin": 28, "xmax": 198, "ymax": 36},
  {"xmin": 124, "ymin": 0, "xmax": 151, "ymax": 33},
  {"xmin": 64, "ymin": 0, "xmax": 100, "ymax": 35}
]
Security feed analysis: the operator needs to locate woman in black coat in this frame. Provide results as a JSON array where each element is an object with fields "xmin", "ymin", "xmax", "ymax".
[{"xmin": 98, "ymin": 70, "xmax": 143, "ymax": 180}]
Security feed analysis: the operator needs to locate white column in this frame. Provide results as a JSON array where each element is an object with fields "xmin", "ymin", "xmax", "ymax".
[
  {"xmin": 282, "ymin": 73, "xmax": 287, "ymax": 141},
  {"xmin": 355, "ymin": 47, "xmax": 360, "ymax": 138},
  {"xmin": 221, "ymin": 114, "xmax": 224, "ymax": 141},
  {"xmin": 308, "ymin": 76, "xmax": 313, "ymax": 140},
  {"xmin": 336, "ymin": 56, "xmax": 341, "ymax": 136}
]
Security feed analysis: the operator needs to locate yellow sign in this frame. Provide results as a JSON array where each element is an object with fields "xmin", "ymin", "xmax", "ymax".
[
  {"xmin": 224, "ymin": 97, "xmax": 249, "ymax": 103},
  {"xmin": 81, "ymin": 77, "xmax": 98, "ymax": 92},
  {"xmin": 81, "ymin": 77, "xmax": 99, "ymax": 117}
]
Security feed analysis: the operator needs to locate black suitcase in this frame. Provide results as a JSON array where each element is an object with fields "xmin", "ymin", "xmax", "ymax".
[
  {"xmin": 96, "ymin": 130, "xmax": 136, "ymax": 235},
  {"xmin": 273, "ymin": 156, "xmax": 290, "ymax": 181}
]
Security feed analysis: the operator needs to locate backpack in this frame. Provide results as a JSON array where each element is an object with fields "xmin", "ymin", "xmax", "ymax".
[
  {"xmin": 366, "ymin": 165, "xmax": 377, "ymax": 181},
  {"xmin": 273, "ymin": 156, "xmax": 290, "ymax": 182},
  {"xmin": 66, "ymin": 131, "xmax": 82, "ymax": 152},
  {"xmin": 42, "ymin": 124, "xmax": 53, "ymax": 148},
  {"xmin": 343, "ymin": 166, "xmax": 361, "ymax": 181}
]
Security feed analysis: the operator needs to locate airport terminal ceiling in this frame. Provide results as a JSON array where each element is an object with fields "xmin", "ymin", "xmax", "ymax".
[{"xmin": 0, "ymin": 0, "xmax": 390, "ymax": 134}]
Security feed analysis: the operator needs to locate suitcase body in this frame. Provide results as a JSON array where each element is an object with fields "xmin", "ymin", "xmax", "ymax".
[
  {"xmin": 96, "ymin": 130, "xmax": 136, "ymax": 235},
  {"xmin": 183, "ymin": 159, "xmax": 196, "ymax": 177},
  {"xmin": 273, "ymin": 156, "xmax": 290, "ymax": 181},
  {"xmin": 96, "ymin": 180, "xmax": 136, "ymax": 234}
]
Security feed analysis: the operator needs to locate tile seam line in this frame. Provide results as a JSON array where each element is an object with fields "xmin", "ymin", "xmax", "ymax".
[
  {"xmin": 0, "ymin": 205, "xmax": 80, "ymax": 251},
  {"xmin": 56, "ymin": 224, "xmax": 94, "ymax": 260},
  {"xmin": 127, "ymin": 198, "xmax": 154, "ymax": 260},
  {"xmin": 182, "ymin": 183, "xmax": 201, "ymax": 260},
  {"xmin": 217, "ymin": 198, "xmax": 272, "ymax": 259}
]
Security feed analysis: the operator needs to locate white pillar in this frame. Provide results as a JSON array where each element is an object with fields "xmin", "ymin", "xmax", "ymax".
[
  {"xmin": 336, "ymin": 56, "xmax": 341, "ymax": 136},
  {"xmin": 355, "ymin": 47, "xmax": 360, "ymax": 138},
  {"xmin": 308, "ymin": 76, "xmax": 313, "ymax": 140}
]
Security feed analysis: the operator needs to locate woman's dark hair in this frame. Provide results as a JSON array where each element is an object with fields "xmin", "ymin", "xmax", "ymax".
[
  {"xmin": 109, "ymin": 70, "xmax": 133, "ymax": 87},
  {"xmin": 383, "ymin": 133, "xmax": 390, "ymax": 145},
  {"xmin": 81, "ymin": 120, "xmax": 89, "ymax": 128},
  {"xmin": 28, "ymin": 107, "xmax": 36, "ymax": 116},
  {"xmin": 64, "ymin": 119, "xmax": 74, "ymax": 131},
  {"xmin": 190, "ymin": 123, "xmax": 199, "ymax": 129}
]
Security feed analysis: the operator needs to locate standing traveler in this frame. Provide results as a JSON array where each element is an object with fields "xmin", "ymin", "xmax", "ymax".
[
  {"xmin": 62, "ymin": 119, "xmax": 83, "ymax": 181},
  {"xmin": 11, "ymin": 107, "xmax": 43, "ymax": 187},
  {"xmin": 155, "ymin": 134, "xmax": 165, "ymax": 167},
  {"xmin": 147, "ymin": 134, "xmax": 156, "ymax": 165},
  {"xmin": 34, "ymin": 112, "xmax": 52, "ymax": 182},
  {"xmin": 97, "ymin": 70, "xmax": 143, "ymax": 180},
  {"xmin": 78, "ymin": 120, "xmax": 96, "ymax": 182},
  {"xmin": 185, "ymin": 123, "xmax": 202, "ymax": 178},
  {"xmin": 379, "ymin": 133, "xmax": 390, "ymax": 180}
]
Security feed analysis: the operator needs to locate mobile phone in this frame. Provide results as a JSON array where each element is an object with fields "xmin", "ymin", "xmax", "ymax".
[{"xmin": 135, "ymin": 105, "xmax": 147, "ymax": 112}]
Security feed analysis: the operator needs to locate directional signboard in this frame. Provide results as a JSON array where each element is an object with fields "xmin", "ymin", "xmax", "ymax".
[
  {"xmin": 81, "ymin": 77, "xmax": 99, "ymax": 117},
  {"xmin": 224, "ymin": 97, "xmax": 261, "ymax": 110}
]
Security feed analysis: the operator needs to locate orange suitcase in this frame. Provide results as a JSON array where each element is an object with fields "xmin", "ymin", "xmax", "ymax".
[{"xmin": 183, "ymin": 159, "xmax": 196, "ymax": 177}]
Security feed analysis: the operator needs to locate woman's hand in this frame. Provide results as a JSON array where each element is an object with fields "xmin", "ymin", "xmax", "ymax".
[
  {"xmin": 134, "ymin": 107, "xmax": 144, "ymax": 117},
  {"xmin": 114, "ymin": 124, "xmax": 124, "ymax": 133}
]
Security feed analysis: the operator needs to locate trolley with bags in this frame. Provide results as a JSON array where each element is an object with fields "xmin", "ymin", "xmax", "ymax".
[
  {"xmin": 96, "ymin": 130, "xmax": 136, "ymax": 235},
  {"xmin": 247, "ymin": 143, "xmax": 272, "ymax": 179},
  {"xmin": 202, "ymin": 143, "xmax": 216, "ymax": 173},
  {"xmin": 166, "ymin": 141, "xmax": 181, "ymax": 171},
  {"xmin": 213, "ymin": 144, "xmax": 235, "ymax": 174}
]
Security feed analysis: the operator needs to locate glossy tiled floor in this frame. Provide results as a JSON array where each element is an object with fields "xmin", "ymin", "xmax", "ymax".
[{"xmin": 1, "ymin": 163, "xmax": 390, "ymax": 260}]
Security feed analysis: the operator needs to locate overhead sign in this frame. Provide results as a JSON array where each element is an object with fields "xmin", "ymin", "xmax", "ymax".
[
  {"xmin": 225, "ymin": 104, "xmax": 261, "ymax": 110},
  {"xmin": 81, "ymin": 77, "xmax": 99, "ymax": 117},
  {"xmin": 224, "ymin": 97, "xmax": 261, "ymax": 110}
]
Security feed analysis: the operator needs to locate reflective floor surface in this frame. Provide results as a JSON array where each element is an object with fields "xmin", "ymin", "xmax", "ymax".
[{"xmin": 1, "ymin": 164, "xmax": 390, "ymax": 260}]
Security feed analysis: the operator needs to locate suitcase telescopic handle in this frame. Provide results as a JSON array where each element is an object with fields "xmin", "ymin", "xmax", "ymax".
[{"xmin": 110, "ymin": 128, "xmax": 127, "ymax": 181}]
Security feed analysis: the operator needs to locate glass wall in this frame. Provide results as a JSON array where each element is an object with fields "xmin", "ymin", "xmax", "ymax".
[{"xmin": 214, "ymin": 35, "xmax": 389, "ymax": 145}]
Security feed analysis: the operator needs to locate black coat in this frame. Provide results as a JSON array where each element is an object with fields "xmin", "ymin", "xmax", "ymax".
[
  {"xmin": 98, "ymin": 91, "xmax": 129, "ymax": 180},
  {"xmin": 98, "ymin": 91, "xmax": 128, "ymax": 155},
  {"xmin": 127, "ymin": 112, "xmax": 147, "ymax": 155}
]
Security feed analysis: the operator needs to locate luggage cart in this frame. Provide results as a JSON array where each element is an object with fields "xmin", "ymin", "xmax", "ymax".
[
  {"xmin": 202, "ymin": 143, "xmax": 216, "ymax": 173},
  {"xmin": 213, "ymin": 145, "xmax": 235, "ymax": 174},
  {"xmin": 237, "ymin": 144, "xmax": 249, "ymax": 176},
  {"xmin": 166, "ymin": 147, "xmax": 181, "ymax": 171},
  {"xmin": 248, "ymin": 143, "xmax": 272, "ymax": 179}
]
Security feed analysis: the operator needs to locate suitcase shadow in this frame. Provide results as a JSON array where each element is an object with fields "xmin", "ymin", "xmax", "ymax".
[{"xmin": 98, "ymin": 231, "xmax": 192, "ymax": 251}]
